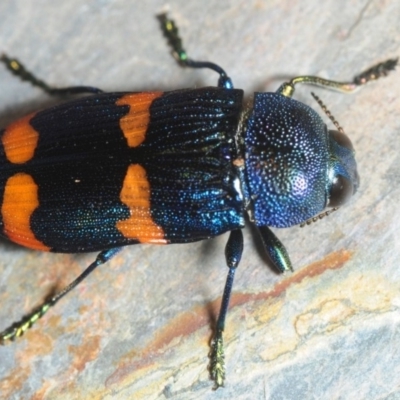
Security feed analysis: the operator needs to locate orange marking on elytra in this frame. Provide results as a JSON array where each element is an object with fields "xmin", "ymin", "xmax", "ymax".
[
  {"xmin": 2, "ymin": 113, "xmax": 39, "ymax": 164},
  {"xmin": 2, "ymin": 173, "xmax": 50, "ymax": 251},
  {"xmin": 116, "ymin": 92, "xmax": 163, "ymax": 147},
  {"xmin": 116, "ymin": 164, "xmax": 166, "ymax": 244}
]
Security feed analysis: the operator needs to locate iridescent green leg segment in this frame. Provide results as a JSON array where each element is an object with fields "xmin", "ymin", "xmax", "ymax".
[
  {"xmin": 0, "ymin": 53, "xmax": 103, "ymax": 95},
  {"xmin": 0, "ymin": 248, "xmax": 121, "ymax": 344},
  {"xmin": 257, "ymin": 226, "xmax": 293, "ymax": 273},
  {"xmin": 210, "ymin": 229, "xmax": 243, "ymax": 389},
  {"xmin": 278, "ymin": 57, "xmax": 398, "ymax": 97}
]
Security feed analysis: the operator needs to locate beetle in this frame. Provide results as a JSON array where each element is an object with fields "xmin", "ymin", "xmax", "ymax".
[{"xmin": 0, "ymin": 13, "xmax": 397, "ymax": 389}]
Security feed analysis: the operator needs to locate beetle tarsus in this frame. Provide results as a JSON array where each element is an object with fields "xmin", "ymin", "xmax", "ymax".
[
  {"xmin": 210, "ymin": 330, "xmax": 225, "ymax": 389},
  {"xmin": 0, "ymin": 302, "xmax": 52, "ymax": 343}
]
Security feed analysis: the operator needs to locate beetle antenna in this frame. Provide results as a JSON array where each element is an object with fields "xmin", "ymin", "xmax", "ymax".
[
  {"xmin": 353, "ymin": 58, "xmax": 398, "ymax": 85},
  {"xmin": 300, "ymin": 208, "xmax": 339, "ymax": 227},
  {"xmin": 278, "ymin": 58, "xmax": 397, "ymax": 97},
  {"xmin": 311, "ymin": 92, "xmax": 345, "ymax": 134}
]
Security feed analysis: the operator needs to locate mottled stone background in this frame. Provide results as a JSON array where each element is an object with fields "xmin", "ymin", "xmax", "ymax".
[{"xmin": 0, "ymin": 1, "xmax": 399, "ymax": 399}]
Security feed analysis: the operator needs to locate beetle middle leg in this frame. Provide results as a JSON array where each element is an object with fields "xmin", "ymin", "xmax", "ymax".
[
  {"xmin": 157, "ymin": 13, "xmax": 234, "ymax": 89},
  {"xmin": 1, "ymin": 53, "xmax": 103, "ymax": 96}
]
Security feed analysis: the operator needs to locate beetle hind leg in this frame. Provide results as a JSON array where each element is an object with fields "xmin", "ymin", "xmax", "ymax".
[
  {"xmin": 1, "ymin": 53, "xmax": 103, "ymax": 96},
  {"xmin": 0, "ymin": 248, "xmax": 121, "ymax": 343}
]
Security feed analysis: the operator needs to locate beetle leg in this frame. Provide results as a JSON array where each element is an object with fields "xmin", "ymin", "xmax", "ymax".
[
  {"xmin": 1, "ymin": 53, "xmax": 103, "ymax": 96},
  {"xmin": 0, "ymin": 248, "xmax": 122, "ymax": 344},
  {"xmin": 157, "ymin": 13, "xmax": 234, "ymax": 89},
  {"xmin": 210, "ymin": 229, "xmax": 243, "ymax": 389},
  {"xmin": 257, "ymin": 226, "xmax": 293, "ymax": 273}
]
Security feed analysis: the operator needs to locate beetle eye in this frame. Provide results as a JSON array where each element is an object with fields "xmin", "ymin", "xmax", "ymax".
[
  {"xmin": 327, "ymin": 174, "xmax": 354, "ymax": 207},
  {"xmin": 329, "ymin": 130, "xmax": 354, "ymax": 151}
]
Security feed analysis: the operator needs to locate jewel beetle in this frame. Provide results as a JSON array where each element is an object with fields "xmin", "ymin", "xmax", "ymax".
[{"xmin": 0, "ymin": 13, "xmax": 397, "ymax": 389}]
